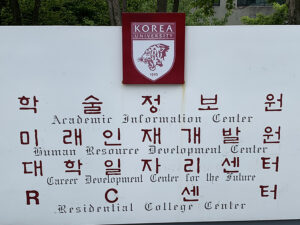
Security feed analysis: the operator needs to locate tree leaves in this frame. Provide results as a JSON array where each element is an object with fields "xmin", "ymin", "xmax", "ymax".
[{"xmin": 241, "ymin": 3, "xmax": 288, "ymax": 25}]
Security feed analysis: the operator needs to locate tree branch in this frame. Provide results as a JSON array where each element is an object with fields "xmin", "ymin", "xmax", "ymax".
[
  {"xmin": 107, "ymin": 0, "xmax": 115, "ymax": 25},
  {"xmin": 112, "ymin": 0, "xmax": 121, "ymax": 25},
  {"xmin": 32, "ymin": 0, "xmax": 41, "ymax": 25},
  {"xmin": 123, "ymin": 0, "xmax": 127, "ymax": 12},
  {"xmin": 9, "ymin": 0, "xmax": 22, "ymax": 25},
  {"xmin": 157, "ymin": 0, "xmax": 167, "ymax": 12},
  {"xmin": 172, "ymin": 0, "xmax": 179, "ymax": 12}
]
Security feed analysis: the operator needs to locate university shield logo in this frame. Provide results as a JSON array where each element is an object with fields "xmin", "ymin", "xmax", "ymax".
[
  {"xmin": 122, "ymin": 13, "xmax": 185, "ymax": 84},
  {"xmin": 131, "ymin": 23, "xmax": 175, "ymax": 81}
]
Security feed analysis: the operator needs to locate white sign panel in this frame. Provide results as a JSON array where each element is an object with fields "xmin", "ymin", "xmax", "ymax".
[{"xmin": 0, "ymin": 26, "xmax": 300, "ymax": 225}]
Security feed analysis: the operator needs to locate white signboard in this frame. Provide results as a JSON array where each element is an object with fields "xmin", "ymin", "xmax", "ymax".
[{"xmin": 0, "ymin": 26, "xmax": 300, "ymax": 225}]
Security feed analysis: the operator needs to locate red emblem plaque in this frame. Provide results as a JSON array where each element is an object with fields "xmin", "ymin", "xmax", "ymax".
[{"xmin": 122, "ymin": 13, "xmax": 185, "ymax": 84}]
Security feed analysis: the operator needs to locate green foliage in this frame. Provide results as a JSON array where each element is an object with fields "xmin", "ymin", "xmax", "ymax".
[
  {"xmin": 0, "ymin": 0, "xmax": 235, "ymax": 26},
  {"xmin": 0, "ymin": 0, "xmax": 110, "ymax": 25},
  {"xmin": 127, "ymin": 0, "xmax": 157, "ymax": 13},
  {"xmin": 241, "ymin": 2, "xmax": 288, "ymax": 25},
  {"xmin": 180, "ymin": 0, "xmax": 234, "ymax": 25},
  {"xmin": 120, "ymin": 0, "xmax": 233, "ymax": 25}
]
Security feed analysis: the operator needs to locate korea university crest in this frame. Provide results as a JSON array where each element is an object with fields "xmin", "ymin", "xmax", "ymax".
[{"xmin": 122, "ymin": 13, "xmax": 185, "ymax": 84}]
